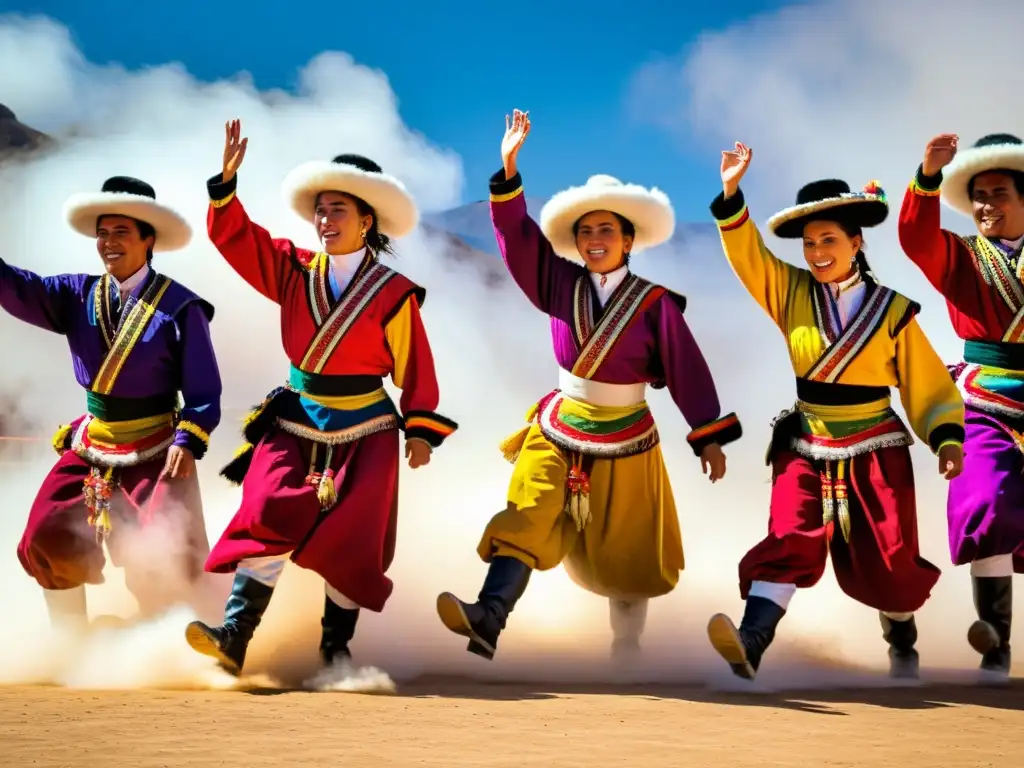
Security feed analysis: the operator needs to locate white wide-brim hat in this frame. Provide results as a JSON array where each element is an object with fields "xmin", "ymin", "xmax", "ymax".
[
  {"xmin": 63, "ymin": 176, "xmax": 192, "ymax": 252},
  {"xmin": 766, "ymin": 178, "xmax": 888, "ymax": 239},
  {"xmin": 539, "ymin": 174, "xmax": 675, "ymax": 263},
  {"xmin": 281, "ymin": 154, "xmax": 419, "ymax": 239},
  {"xmin": 942, "ymin": 133, "xmax": 1024, "ymax": 217}
]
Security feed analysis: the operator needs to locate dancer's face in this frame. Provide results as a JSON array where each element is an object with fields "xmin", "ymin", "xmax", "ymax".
[
  {"xmin": 314, "ymin": 191, "xmax": 374, "ymax": 255},
  {"xmin": 95, "ymin": 215, "xmax": 153, "ymax": 281},
  {"xmin": 971, "ymin": 171, "xmax": 1024, "ymax": 240},
  {"xmin": 574, "ymin": 210, "xmax": 634, "ymax": 274},
  {"xmin": 802, "ymin": 219, "xmax": 861, "ymax": 285}
]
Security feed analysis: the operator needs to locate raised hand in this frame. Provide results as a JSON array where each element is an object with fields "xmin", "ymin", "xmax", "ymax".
[
  {"xmin": 223, "ymin": 119, "xmax": 248, "ymax": 183},
  {"xmin": 938, "ymin": 442, "xmax": 963, "ymax": 481},
  {"xmin": 922, "ymin": 134, "xmax": 958, "ymax": 177},
  {"xmin": 501, "ymin": 108, "xmax": 531, "ymax": 180},
  {"xmin": 721, "ymin": 142, "xmax": 752, "ymax": 199}
]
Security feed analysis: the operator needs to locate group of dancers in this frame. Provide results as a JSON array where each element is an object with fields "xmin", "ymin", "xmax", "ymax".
[{"xmin": 1, "ymin": 110, "xmax": 1021, "ymax": 683}]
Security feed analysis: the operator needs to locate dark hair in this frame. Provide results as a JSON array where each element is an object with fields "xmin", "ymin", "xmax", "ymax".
[
  {"xmin": 967, "ymin": 169, "xmax": 1024, "ymax": 200},
  {"xmin": 315, "ymin": 191, "xmax": 396, "ymax": 258},
  {"xmin": 831, "ymin": 219, "xmax": 876, "ymax": 284},
  {"xmin": 96, "ymin": 214, "xmax": 156, "ymax": 263},
  {"xmin": 572, "ymin": 212, "xmax": 636, "ymax": 263}
]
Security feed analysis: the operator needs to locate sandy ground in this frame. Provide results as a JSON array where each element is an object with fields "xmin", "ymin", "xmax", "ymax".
[{"xmin": 2, "ymin": 678, "xmax": 1022, "ymax": 768}]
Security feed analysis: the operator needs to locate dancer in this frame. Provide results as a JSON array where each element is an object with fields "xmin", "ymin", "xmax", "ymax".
[
  {"xmin": 185, "ymin": 120, "xmax": 457, "ymax": 676},
  {"xmin": 1, "ymin": 175, "xmax": 222, "ymax": 630},
  {"xmin": 706, "ymin": 143, "xmax": 964, "ymax": 680},
  {"xmin": 898, "ymin": 132, "xmax": 1024, "ymax": 678},
  {"xmin": 436, "ymin": 109, "xmax": 742, "ymax": 661}
]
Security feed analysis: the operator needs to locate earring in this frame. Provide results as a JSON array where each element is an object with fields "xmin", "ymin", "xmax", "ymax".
[{"xmin": 359, "ymin": 229, "xmax": 367, "ymax": 240}]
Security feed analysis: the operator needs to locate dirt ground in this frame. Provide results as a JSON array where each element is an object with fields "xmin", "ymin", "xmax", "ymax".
[{"xmin": 2, "ymin": 678, "xmax": 1022, "ymax": 768}]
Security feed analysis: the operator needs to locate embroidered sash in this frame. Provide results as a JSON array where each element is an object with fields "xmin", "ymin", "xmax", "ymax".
[
  {"xmin": 570, "ymin": 273, "xmax": 661, "ymax": 380},
  {"xmin": 957, "ymin": 235, "xmax": 1024, "ymax": 341},
  {"xmin": 805, "ymin": 282, "xmax": 896, "ymax": 383},
  {"xmin": 299, "ymin": 255, "xmax": 397, "ymax": 373},
  {"xmin": 90, "ymin": 273, "xmax": 173, "ymax": 395}
]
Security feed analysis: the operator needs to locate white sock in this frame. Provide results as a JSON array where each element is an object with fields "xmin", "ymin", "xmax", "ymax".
[
  {"xmin": 325, "ymin": 582, "xmax": 359, "ymax": 610},
  {"xmin": 970, "ymin": 554, "xmax": 1014, "ymax": 578},
  {"xmin": 881, "ymin": 611, "xmax": 914, "ymax": 622},
  {"xmin": 749, "ymin": 580, "xmax": 797, "ymax": 610},
  {"xmin": 237, "ymin": 553, "xmax": 291, "ymax": 588}
]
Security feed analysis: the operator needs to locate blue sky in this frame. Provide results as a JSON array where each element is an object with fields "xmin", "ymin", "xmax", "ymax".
[{"xmin": 14, "ymin": 0, "xmax": 786, "ymax": 220}]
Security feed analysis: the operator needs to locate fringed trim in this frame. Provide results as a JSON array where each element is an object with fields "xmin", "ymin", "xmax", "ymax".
[
  {"xmin": 274, "ymin": 414, "xmax": 398, "ymax": 445},
  {"xmin": 176, "ymin": 420, "xmax": 210, "ymax": 446},
  {"xmin": 70, "ymin": 420, "xmax": 175, "ymax": 468},
  {"xmin": 220, "ymin": 442, "xmax": 255, "ymax": 486},
  {"xmin": 51, "ymin": 423, "xmax": 73, "ymax": 455},
  {"xmin": 541, "ymin": 423, "xmax": 660, "ymax": 459},
  {"xmin": 788, "ymin": 430, "xmax": 913, "ymax": 462},
  {"xmin": 499, "ymin": 425, "xmax": 532, "ymax": 464},
  {"xmin": 84, "ymin": 466, "xmax": 117, "ymax": 543}
]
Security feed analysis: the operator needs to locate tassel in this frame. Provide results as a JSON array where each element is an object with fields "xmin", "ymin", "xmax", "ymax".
[
  {"xmin": 820, "ymin": 461, "xmax": 835, "ymax": 530},
  {"xmin": 84, "ymin": 466, "xmax": 115, "ymax": 543},
  {"xmin": 305, "ymin": 444, "xmax": 338, "ymax": 510},
  {"xmin": 51, "ymin": 423, "xmax": 72, "ymax": 455},
  {"xmin": 498, "ymin": 425, "xmax": 531, "ymax": 464},
  {"xmin": 565, "ymin": 454, "xmax": 592, "ymax": 531},
  {"xmin": 836, "ymin": 459, "xmax": 851, "ymax": 543}
]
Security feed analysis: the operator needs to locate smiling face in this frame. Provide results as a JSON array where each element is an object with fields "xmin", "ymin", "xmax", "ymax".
[
  {"xmin": 801, "ymin": 219, "xmax": 861, "ymax": 284},
  {"xmin": 314, "ymin": 191, "xmax": 374, "ymax": 255},
  {"xmin": 970, "ymin": 171, "xmax": 1024, "ymax": 240},
  {"xmin": 574, "ymin": 210, "xmax": 634, "ymax": 273},
  {"xmin": 95, "ymin": 215, "xmax": 153, "ymax": 281}
]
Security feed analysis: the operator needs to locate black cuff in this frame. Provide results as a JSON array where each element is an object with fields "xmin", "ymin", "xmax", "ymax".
[
  {"xmin": 915, "ymin": 164, "xmax": 943, "ymax": 191},
  {"xmin": 928, "ymin": 423, "xmax": 965, "ymax": 453},
  {"xmin": 177, "ymin": 430, "xmax": 209, "ymax": 461},
  {"xmin": 489, "ymin": 168, "xmax": 523, "ymax": 196},
  {"xmin": 208, "ymin": 172, "xmax": 237, "ymax": 202},
  {"xmin": 403, "ymin": 410, "xmax": 459, "ymax": 449},
  {"xmin": 686, "ymin": 413, "xmax": 743, "ymax": 456},
  {"xmin": 710, "ymin": 188, "xmax": 746, "ymax": 220}
]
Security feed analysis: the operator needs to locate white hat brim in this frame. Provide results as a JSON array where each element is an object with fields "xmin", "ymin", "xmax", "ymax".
[
  {"xmin": 941, "ymin": 144, "xmax": 1024, "ymax": 217},
  {"xmin": 766, "ymin": 194, "xmax": 888, "ymax": 238},
  {"xmin": 539, "ymin": 181, "xmax": 675, "ymax": 263},
  {"xmin": 63, "ymin": 193, "xmax": 192, "ymax": 252},
  {"xmin": 281, "ymin": 161, "xmax": 419, "ymax": 239}
]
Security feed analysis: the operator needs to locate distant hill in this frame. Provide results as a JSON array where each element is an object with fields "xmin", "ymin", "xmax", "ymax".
[{"xmin": 0, "ymin": 104, "xmax": 52, "ymax": 161}]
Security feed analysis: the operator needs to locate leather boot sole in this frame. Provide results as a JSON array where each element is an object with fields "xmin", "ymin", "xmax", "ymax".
[
  {"xmin": 185, "ymin": 621, "xmax": 241, "ymax": 677},
  {"xmin": 708, "ymin": 613, "xmax": 756, "ymax": 681},
  {"xmin": 436, "ymin": 593, "xmax": 495, "ymax": 660}
]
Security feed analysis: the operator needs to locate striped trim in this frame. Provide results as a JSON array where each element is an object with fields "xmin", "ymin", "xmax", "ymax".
[
  {"xmin": 908, "ymin": 178, "xmax": 941, "ymax": 197},
  {"xmin": 957, "ymin": 235, "xmax": 1024, "ymax": 320},
  {"xmin": 299, "ymin": 260, "xmax": 397, "ymax": 373},
  {"xmin": 404, "ymin": 415, "xmax": 457, "ymax": 436},
  {"xmin": 571, "ymin": 274, "xmax": 661, "ymax": 380},
  {"xmin": 490, "ymin": 186, "xmax": 524, "ymax": 203},
  {"xmin": 306, "ymin": 252, "xmax": 333, "ymax": 326},
  {"xmin": 210, "ymin": 191, "xmax": 236, "ymax": 208},
  {"xmin": 176, "ymin": 420, "xmax": 210, "ymax": 446},
  {"xmin": 275, "ymin": 414, "xmax": 398, "ymax": 445},
  {"xmin": 91, "ymin": 275, "xmax": 173, "ymax": 395},
  {"xmin": 716, "ymin": 204, "xmax": 750, "ymax": 232},
  {"xmin": 789, "ymin": 414, "xmax": 912, "ymax": 461},
  {"xmin": 806, "ymin": 284, "xmax": 896, "ymax": 383},
  {"xmin": 686, "ymin": 413, "xmax": 740, "ymax": 444},
  {"xmin": 537, "ymin": 393, "xmax": 659, "ymax": 458},
  {"xmin": 71, "ymin": 416, "xmax": 176, "ymax": 468},
  {"xmin": 956, "ymin": 364, "xmax": 1024, "ymax": 421}
]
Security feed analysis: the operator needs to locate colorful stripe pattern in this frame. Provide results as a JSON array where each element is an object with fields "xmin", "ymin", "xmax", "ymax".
[
  {"xmin": 299, "ymin": 257, "xmax": 397, "ymax": 373},
  {"xmin": 787, "ymin": 399, "xmax": 913, "ymax": 461},
  {"xmin": 955, "ymin": 235, "xmax": 1024, "ymax": 334},
  {"xmin": 570, "ymin": 273, "xmax": 662, "ymax": 380},
  {"xmin": 806, "ymin": 282, "xmax": 896, "ymax": 383},
  {"xmin": 686, "ymin": 412, "xmax": 741, "ymax": 448},
  {"xmin": 908, "ymin": 175, "xmax": 941, "ymax": 197},
  {"xmin": 72, "ymin": 413, "xmax": 177, "ymax": 468},
  {"xmin": 536, "ymin": 391, "xmax": 659, "ymax": 458},
  {"xmin": 91, "ymin": 274, "xmax": 173, "ymax": 395},
  {"xmin": 404, "ymin": 410, "xmax": 459, "ymax": 448},
  {"xmin": 956, "ymin": 364, "xmax": 1024, "ymax": 421},
  {"xmin": 715, "ymin": 202, "xmax": 750, "ymax": 232}
]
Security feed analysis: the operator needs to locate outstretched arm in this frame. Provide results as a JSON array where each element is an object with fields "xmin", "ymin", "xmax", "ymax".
[
  {"xmin": 489, "ymin": 169, "xmax": 582, "ymax": 316},
  {"xmin": 0, "ymin": 260, "xmax": 80, "ymax": 335},
  {"xmin": 653, "ymin": 293, "xmax": 742, "ymax": 456},
  {"xmin": 383, "ymin": 292, "xmax": 458, "ymax": 450},
  {"xmin": 173, "ymin": 300, "xmax": 223, "ymax": 460},
  {"xmin": 207, "ymin": 173, "xmax": 299, "ymax": 305},
  {"xmin": 898, "ymin": 165, "xmax": 976, "ymax": 295}
]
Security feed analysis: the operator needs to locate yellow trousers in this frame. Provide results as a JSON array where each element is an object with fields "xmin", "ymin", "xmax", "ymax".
[{"xmin": 477, "ymin": 423, "xmax": 683, "ymax": 600}]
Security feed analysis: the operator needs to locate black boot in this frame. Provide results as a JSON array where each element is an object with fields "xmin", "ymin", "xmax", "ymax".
[
  {"xmin": 707, "ymin": 596, "xmax": 786, "ymax": 680},
  {"xmin": 320, "ymin": 595, "xmax": 360, "ymax": 667},
  {"xmin": 879, "ymin": 613, "xmax": 920, "ymax": 679},
  {"xmin": 436, "ymin": 555, "xmax": 532, "ymax": 660},
  {"xmin": 967, "ymin": 575, "xmax": 1012, "ymax": 675},
  {"xmin": 184, "ymin": 574, "xmax": 274, "ymax": 676}
]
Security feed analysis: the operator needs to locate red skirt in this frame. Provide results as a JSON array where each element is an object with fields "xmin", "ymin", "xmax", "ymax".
[
  {"xmin": 738, "ymin": 447, "xmax": 940, "ymax": 613},
  {"xmin": 17, "ymin": 449, "xmax": 209, "ymax": 615},
  {"xmin": 204, "ymin": 427, "xmax": 400, "ymax": 613}
]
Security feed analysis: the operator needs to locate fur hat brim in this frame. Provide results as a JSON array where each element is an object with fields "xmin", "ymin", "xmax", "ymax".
[
  {"xmin": 281, "ymin": 161, "xmax": 419, "ymax": 238},
  {"xmin": 538, "ymin": 177, "xmax": 675, "ymax": 263},
  {"xmin": 941, "ymin": 144, "xmax": 1024, "ymax": 217},
  {"xmin": 63, "ymin": 193, "xmax": 192, "ymax": 252},
  {"xmin": 767, "ymin": 195, "xmax": 888, "ymax": 239}
]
